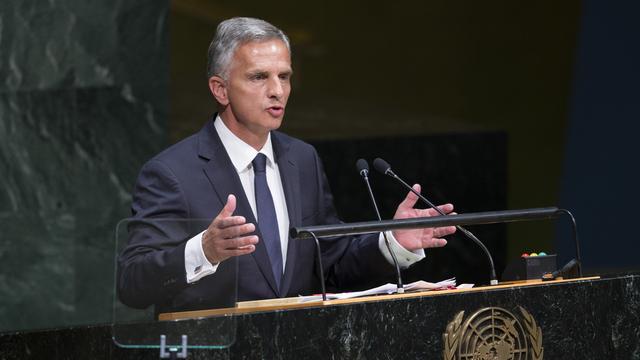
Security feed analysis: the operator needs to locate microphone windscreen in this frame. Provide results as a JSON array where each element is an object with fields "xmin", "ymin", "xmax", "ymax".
[
  {"xmin": 356, "ymin": 158, "xmax": 369, "ymax": 173},
  {"xmin": 373, "ymin": 158, "xmax": 391, "ymax": 174}
]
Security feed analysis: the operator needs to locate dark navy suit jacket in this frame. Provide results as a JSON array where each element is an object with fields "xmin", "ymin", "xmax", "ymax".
[{"xmin": 117, "ymin": 119, "xmax": 393, "ymax": 313}]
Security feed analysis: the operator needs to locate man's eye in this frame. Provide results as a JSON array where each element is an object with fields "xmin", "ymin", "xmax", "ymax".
[
  {"xmin": 279, "ymin": 74, "xmax": 290, "ymax": 81},
  {"xmin": 250, "ymin": 74, "xmax": 267, "ymax": 80}
]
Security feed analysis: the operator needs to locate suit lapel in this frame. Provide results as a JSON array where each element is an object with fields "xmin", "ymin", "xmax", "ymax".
[
  {"xmin": 198, "ymin": 120, "xmax": 280, "ymax": 296},
  {"xmin": 272, "ymin": 132, "xmax": 302, "ymax": 297}
]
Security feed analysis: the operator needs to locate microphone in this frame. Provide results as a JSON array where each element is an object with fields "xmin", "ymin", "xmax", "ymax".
[
  {"xmin": 356, "ymin": 158, "xmax": 369, "ymax": 177},
  {"xmin": 373, "ymin": 157, "xmax": 499, "ymax": 285},
  {"xmin": 356, "ymin": 159, "xmax": 404, "ymax": 293}
]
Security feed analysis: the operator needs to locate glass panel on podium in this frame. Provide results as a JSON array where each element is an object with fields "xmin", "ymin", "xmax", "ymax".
[{"xmin": 112, "ymin": 218, "xmax": 237, "ymax": 349}]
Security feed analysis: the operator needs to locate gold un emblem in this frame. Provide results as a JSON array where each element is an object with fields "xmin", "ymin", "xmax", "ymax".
[{"xmin": 443, "ymin": 306, "xmax": 543, "ymax": 360}]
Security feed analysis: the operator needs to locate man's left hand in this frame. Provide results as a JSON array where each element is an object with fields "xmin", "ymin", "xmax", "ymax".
[{"xmin": 392, "ymin": 183, "xmax": 456, "ymax": 251}]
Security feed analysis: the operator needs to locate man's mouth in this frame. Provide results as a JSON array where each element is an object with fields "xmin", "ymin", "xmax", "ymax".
[{"xmin": 266, "ymin": 106, "xmax": 284, "ymax": 117}]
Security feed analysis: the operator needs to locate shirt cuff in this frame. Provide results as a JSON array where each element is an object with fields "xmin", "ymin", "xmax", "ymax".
[
  {"xmin": 378, "ymin": 231, "xmax": 425, "ymax": 269},
  {"xmin": 185, "ymin": 230, "xmax": 219, "ymax": 283}
]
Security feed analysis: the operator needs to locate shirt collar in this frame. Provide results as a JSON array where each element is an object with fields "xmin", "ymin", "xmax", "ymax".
[{"xmin": 213, "ymin": 114, "xmax": 276, "ymax": 173}]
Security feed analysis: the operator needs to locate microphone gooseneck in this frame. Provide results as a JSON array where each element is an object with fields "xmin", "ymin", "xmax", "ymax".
[
  {"xmin": 356, "ymin": 159, "xmax": 404, "ymax": 293},
  {"xmin": 373, "ymin": 157, "xmax": 498, "ymax": 286},
  {"xmin": 554, "ymin": 209, "xmax": 582, "ymax": 277}
]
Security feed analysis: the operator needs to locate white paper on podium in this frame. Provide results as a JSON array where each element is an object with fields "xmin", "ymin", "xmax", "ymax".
[{"xmin": 300, "ymin": 278, "xmax": 474, "ymax": 302}]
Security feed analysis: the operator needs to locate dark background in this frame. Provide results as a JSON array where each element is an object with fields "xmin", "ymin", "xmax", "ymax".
[{"xmin": 0, "ymin": 0, "xmax": 638, "ymax": 332}]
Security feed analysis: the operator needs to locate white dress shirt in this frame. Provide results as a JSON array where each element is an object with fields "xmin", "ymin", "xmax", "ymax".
[{"xmin": 184, "ymin": 116, "xmax": 424, "ymax": 284}]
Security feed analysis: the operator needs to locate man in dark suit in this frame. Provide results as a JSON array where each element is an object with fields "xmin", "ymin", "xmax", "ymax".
[{"xmin": 117, "ymin": 17, "xmax": 456, "ymax": 313}]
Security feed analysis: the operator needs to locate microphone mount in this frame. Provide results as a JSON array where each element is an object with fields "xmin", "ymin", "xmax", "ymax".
[
  {"xmin": 291, "ymin": 207, "xmax": 561, "ymax": 238},
  {"xmin": 356, "ymin": 159, "xmax": 404, "ymax": 293}
]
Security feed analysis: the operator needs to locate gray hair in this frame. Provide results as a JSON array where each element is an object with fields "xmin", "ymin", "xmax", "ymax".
[{"xmin": 206, "ymin": 17, "xmax": 290, "ymax": 79}]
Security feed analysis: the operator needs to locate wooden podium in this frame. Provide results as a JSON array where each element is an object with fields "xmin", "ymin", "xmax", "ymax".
[
  {"xmin": 158, "ymin": 277, "xmax": 597, "ymax": 320},
  {"xmin": 1, "ymin": 274, "xmax": 639, "ymax": 359}
]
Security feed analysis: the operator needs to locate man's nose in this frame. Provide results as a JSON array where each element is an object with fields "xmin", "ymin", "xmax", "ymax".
[{"xmin": 266, "ymin": 77, "xmax": 284, "ymax": 99}]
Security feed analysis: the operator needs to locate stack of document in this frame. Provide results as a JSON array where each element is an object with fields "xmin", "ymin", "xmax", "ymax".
[{"xmin": 301, "ymin": 278, "xmax": 474, "ymax": 302}]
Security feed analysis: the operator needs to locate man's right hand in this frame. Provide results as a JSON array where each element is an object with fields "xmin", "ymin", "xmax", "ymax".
[{"xmin": 202, "ymin": 194, "xmax": 259, "ymax": 264}]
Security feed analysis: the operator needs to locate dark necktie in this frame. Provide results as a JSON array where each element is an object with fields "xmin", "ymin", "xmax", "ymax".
[{"xmin": 252, "ymin": 153, "xmax": 283, "ymax": 290}]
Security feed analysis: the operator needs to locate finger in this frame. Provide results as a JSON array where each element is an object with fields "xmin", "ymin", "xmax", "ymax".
[
  {"xmin": 219, "ymin": 223, "xmax": 256, "ymax": 239},
  {"xmin": 434, "ymin": 226, "xmax": 456, "ymax": 238},
  {"xmin": 397, "ymin": 184, "xmax": 421, "ymax": 211},
  {"xmin": 441, "ymin": 203, "xmax": 454, "ymax": 213},
  {"xmin": 426, "ymin": 238, "xmax": 448, "ymax": 248},
  {"xmin": 219, "ymin": 194, "xmax": 237, "ymax": 218},
  {"xmin": 223, "ymin": 235, "xmax": 259, "ymax": 250},
  {"xmin": 217, "ymin": 215, "xmax": 246, "ymax": 229},
  {"xmin": 220, "ymin": 245, "xmax": 256, "ymax": 258},
  {"xmin": 211, "ymin": 194, "xmax": 237, "ymax": 228},
  {"xmin": 426, "ymin": 203, "xmax": 454, "ymax": 216}
]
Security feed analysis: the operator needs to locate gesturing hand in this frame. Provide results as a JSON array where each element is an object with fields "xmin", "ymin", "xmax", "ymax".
[
  {"xmin": 392, "ymin": 184, "xmax": 456, "ymax": 251},
  {"xmin": 202, "ymin": 194, "xmax": 259, "ymax": 264}
]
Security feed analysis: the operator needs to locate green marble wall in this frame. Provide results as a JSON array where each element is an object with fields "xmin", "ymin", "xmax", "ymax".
[{"xmin": 0, "ymin": 0, "xmax": 168, "ymax": 331}]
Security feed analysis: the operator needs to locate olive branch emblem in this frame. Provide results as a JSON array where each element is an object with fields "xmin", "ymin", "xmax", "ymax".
[
  {"xmin": 520, "ymin": 306, "xmax": 544, "ymax": 360},
  {"xmin": 442, "ymin": 311, "xmax": 464, "ymax": 360}
]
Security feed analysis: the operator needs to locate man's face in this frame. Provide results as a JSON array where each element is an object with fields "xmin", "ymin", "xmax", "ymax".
[{"xmin": 219, "ymin": 39, "xmax": 292, "ymax": 138}]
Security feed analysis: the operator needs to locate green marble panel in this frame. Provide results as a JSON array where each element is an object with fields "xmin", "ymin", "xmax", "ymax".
[{"xmin": 0, "ymin": 0, "xmax": 168, "ymax": 332}]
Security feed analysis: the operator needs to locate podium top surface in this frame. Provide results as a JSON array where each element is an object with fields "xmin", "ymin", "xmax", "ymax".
[{"xmin": 158, "ymin": 276, "xmax": 600, "ymax": 321}]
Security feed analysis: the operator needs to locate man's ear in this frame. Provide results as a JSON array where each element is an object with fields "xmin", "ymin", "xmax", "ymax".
[{"xmin": 208, "ymin": 76, "xmax": 229, "ymax": 106}]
